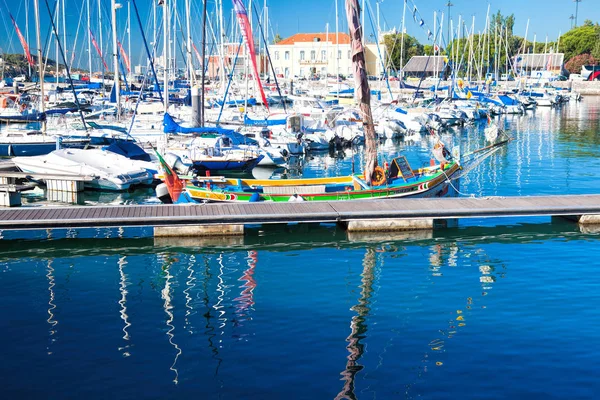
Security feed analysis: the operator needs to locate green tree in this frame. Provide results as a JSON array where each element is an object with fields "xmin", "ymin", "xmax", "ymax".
[
  {"xmin": 273, "ymin": 33, "xmax": 283, "ymax": 44},
  {"xmin": 592, "ymin": 41, "xmax": 600, "ymax": 63},
  {"xmin": 559, "ymin": 22, "xmax": 599, "ymax": 62},
  {"xmin": 383, "ymin": 33, "xmax": 423, "ymax": 70}
]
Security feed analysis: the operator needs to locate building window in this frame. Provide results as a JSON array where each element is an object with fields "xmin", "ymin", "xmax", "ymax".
[
  {"xmin": 285, "ymin": 51, "xmax": 290, "ymax": 60},
  {"xmin": 300, "ymin": 50, "xmax": 305, "ymax": 61},
  {"xmin": 338, "ymin": 50, "xmax": 342, "ymax": 60},
  {"xmin": 310, "ymin": 50, "xmax": 316, "ymax": 60},
  {"xmin": 348, "ymin": 50, "xmax": 351, "ymax": 59},
  {"xmin": 321, "ymin": 50, "xmax": 326, "ymax": 60},
  {"xmin": 274, "ymin": 51, "xmax": 279, "ymax": 60}
]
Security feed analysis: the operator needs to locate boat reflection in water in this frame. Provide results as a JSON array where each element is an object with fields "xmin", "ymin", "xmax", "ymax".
[{"xmin": 0, "ymin": 220, "xmax": 597, "ymax": 398}]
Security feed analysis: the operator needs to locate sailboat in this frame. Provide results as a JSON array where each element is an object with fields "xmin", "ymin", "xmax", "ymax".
[{"xmin": 155, "ymin": 1, "xmax": 504, "ymax": 204}]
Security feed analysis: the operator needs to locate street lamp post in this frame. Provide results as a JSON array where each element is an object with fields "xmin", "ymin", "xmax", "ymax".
[
  {"xmin": 569, "ymin": 14, "xmax": 575, "ymax": 29},
  {"xmin": 574, "ymin": 0, "xmax": 582, "ymax": 28}
]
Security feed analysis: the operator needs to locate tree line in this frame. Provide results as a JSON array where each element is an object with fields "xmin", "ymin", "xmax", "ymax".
[{"xmin": 383, "ymin": 12, "xmax": 600, "ymax": 77}]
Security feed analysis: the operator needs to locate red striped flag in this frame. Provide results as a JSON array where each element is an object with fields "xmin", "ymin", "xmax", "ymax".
[
  {"xmin": 10, "ymin": 14, "xmax": 34, "ymax": 67},
  {"xmin": 118, "ymin": 41, "xmax": 131, "ymax": 73},
  {"xmin": 89, "ymin": 29, "xmax": 108, "ymax": 70},
  {"xmin": 232, "ymin": 0, "xmax": 269, "ymax": 111},
  {"xmin": 191, "ymin": 42, "xmax": 202, "ymax": 64}
]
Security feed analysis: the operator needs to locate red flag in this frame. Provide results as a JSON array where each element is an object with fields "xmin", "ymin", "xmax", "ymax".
[
  {"xmin": 10, "ymin": 14, "xmax": 34, "ymax": 67},
  {"xmin": 191, "ymin": 42, "xmax": 202, "ymax": 64},
  {"xmin": 89, "ymin": 29, "xmax": 108, "ymax": 71},
  {"xmin": 232, "ymin": 0, "xmax": 269, "ymax": 111},
  {"xmin": 117, "ymin": 41, "xmax": 131, "ymax": 73}
]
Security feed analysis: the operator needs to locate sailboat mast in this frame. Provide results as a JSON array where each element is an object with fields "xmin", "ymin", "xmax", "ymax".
[
  {"xmin": 153, "ymin": 0, "xmax": 157, "ymax": 59},
  {"xmin": 111, "ymin": 0, "xmax": 121, "ymax": 119},
  {"xmin": 128, "ymin": 0, "xmax": 131, "ymax": 80},
  {"xmin": 163, "ymin": 0, "xmax": 169, "ymax": 112},
  {"xmin": 172, "ymin": 0, "xmax": 177, "ymax": 80},
  {"xmin": 201, "ymin": 0, "xmax": 207, "ymax": 126},
  {"xmin": 185, "ymin": 0, "xmax": 193, "ymax": 85},
  {"xmin": 62, "ymin": 0, "xmax": 66, "ymax": 63},
  {"xmin": 98, "ymin": 0, "xmax": 103, "ymax": 76},
  {"xmin": 335, "ymin": 0, "xmax": 339, "ymax": 99},
  {"xmin": 26, "ymin": 0, "xmax": 31, "ymax": 79},
  {"xmin": 399, "ymin": 0, "xmax": 406, "ymax": 80},
  {"xmin": 55, "ymin": 0, "xmax": 59, "ymax": 84},
  {"xmin": 219, "ymin": 0, "xmax": 225, "ymax": 88},
  {"xmin": 33, "ymin": 0, "xmax": 45, "ymax": 117},
  {"xmin": 87, "ymin": 0, "xmax": 92, "ymax": 75},
  {"xmin": 345, "ymin": 0, "xmax": 377, "ymax": 184}
]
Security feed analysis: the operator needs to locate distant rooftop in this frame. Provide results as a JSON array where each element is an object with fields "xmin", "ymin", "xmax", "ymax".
[
  {"xmin": 514, "ymin": 53, "xmax": 564, "ymax": 69},
  {"xmin": 403, "ymin": 56, "xmax": 446, "ymax": 72},
  {"xmin": 276, "ymin": 32, "xmax": 351, "ymax": 45}
]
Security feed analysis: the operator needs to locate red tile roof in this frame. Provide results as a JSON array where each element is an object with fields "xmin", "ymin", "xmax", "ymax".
[{"xmin": 276, "ymin": 32, "xmax": 351, "ymax": 45}]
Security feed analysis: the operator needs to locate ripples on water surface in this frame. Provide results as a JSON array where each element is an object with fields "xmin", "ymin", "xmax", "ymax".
[
  {"xmin": 1, "ymin": 223, "xmax": 600, "ymax": 399},
  {"xmin": 1, "ymin": 99, "xmax": 600, "ymax": 398}
]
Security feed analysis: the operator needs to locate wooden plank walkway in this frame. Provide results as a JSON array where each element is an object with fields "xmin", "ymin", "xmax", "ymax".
[{"xmin": 0, "ymin": 194, "xmax": 599, "ymax": 231}]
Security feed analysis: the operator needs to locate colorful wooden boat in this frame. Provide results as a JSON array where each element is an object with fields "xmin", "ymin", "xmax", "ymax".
[{"xmin": 158, "ymin": 155, "xmax": 461, "ymax": 204}]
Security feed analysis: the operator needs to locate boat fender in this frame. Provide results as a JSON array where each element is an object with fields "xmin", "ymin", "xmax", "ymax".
[
  {"xmin": 288, "ymin": 194, "xmax": 304, "ymax": 202},
  {"xmin": 371, "ymin": 166, "xmax": 386, "ymax": 186},
  {"xmin": 249, "ymin": 192, "xmax": 261, "ymax": 202}
]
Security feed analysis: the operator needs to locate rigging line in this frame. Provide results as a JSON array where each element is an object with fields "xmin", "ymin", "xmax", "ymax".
[
  {"xmin": 251, "ymin": 1, "xmax": 287, "ymax": 113},
  {"xmin": 364, "ymin": 0, "xmax": 392, "ymax": 99},
  {"xmin": 42, "ymin": 0, "xmax": 89, "ymax": 130},
  {"xmin": 127, "ymin": 20, "xmax": 163, "ymax": 139},
  {"xmin": 131, "ymin": 0, "xmax": 162, "ymax": 100},
  {"xmin": 0, "ymin": 0, "xmax": 24, "ymax": 57},
  {"xmin": 69, "ymin": 0, "xmax": 86, "ymax": 70}
]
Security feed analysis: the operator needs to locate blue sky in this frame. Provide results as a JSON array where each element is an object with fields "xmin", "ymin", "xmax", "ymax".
[{"xmin": 1, "ymin": 0, "xmax": 598, "ymax": 70}]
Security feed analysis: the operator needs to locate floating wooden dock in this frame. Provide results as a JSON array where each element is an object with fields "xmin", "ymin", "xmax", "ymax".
[{"xmin": 0, "ymin": 194, "xmax": 599, "ymax": 236}]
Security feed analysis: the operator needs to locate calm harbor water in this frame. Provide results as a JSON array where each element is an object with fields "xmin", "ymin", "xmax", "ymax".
[{"xmin": 1, "ymin": 97, "xmax": 600, "ymax": 399}]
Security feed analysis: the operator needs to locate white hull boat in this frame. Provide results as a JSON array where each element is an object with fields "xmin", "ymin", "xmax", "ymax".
[{"xmin": 14, "ymin": 148, "xmax": 155, "ymax": 191}]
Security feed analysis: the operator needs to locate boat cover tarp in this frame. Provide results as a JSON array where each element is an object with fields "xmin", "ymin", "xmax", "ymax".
[
  {"xmin": 163, "ymin": 113, "xmax": 238, "ymax": 136},
  {"xmin": 105, "ymin": 141, "xmax": 151, "ymax": 161},
  {"xmin": 243, "ymin": 114, "xmax": 286, "ymax": 127},
  {"xmin": 497, "ymin": 95, "xmax": 520, "ymax": 106},
  {"xmin": 215, "ymin": 98, "xmax": 258, "ymax": 107}
]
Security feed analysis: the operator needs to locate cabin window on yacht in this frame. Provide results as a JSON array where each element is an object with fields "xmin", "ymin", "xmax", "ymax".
[
  {"xmin": 285, "ymin": 51, "xmax": 290, "ymax": 60},
  {"xmin": 321, "ymin": 50, "xmax": 326, "ymax": 61},
  {"xmin": 310, "ymin": 50, "xmax": 316, "ymax": 60},
  {"xmin": 300, "ymin": 51, "xmax": 305, "ymax": 61},
  {"xmin": 274, "ymin": 51, "xmax": 279, "ymax": 60}
]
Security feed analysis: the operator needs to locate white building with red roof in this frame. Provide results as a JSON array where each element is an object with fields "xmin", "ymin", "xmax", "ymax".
[{"xmin": 268, "ymin": 32, "xmax": 385, "ymax": 79}]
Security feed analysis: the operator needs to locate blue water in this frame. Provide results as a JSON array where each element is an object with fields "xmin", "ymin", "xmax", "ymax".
[{"xmin": 1, "ymin": 98, "xmax": 600, "ymax": 399}]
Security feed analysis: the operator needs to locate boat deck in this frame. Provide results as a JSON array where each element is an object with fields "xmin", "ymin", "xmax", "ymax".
[{"xmin": 0, "ymin": 194, "xmax": 599, "ymax": 232}]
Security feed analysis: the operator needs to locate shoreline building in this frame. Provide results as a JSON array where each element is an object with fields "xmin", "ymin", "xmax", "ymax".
[
  {"xmin": 268, "ymin": 32, "xmax": 385, "ymax": 79},
  {"xmin": 513, "ymin": 53, "xmax": 566, "ymax": 78},
  {"xmin": 402, "ymin": 56, "xmax": 449, "ymax": 79}
]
